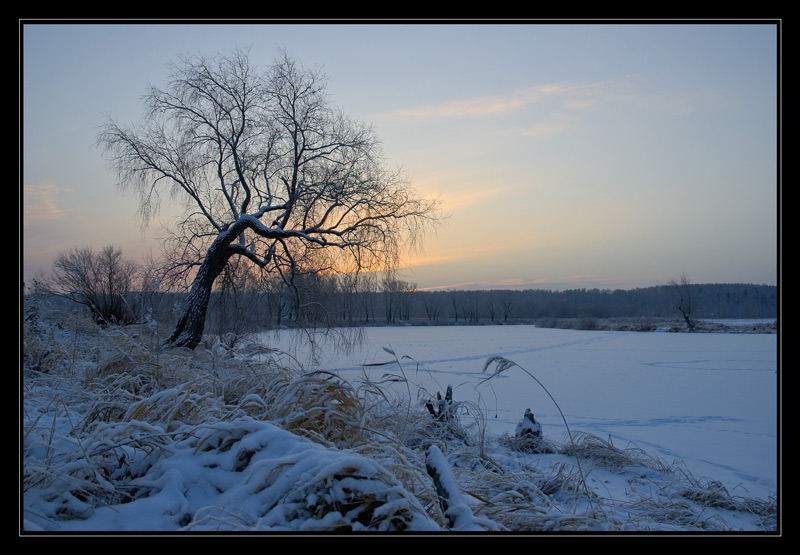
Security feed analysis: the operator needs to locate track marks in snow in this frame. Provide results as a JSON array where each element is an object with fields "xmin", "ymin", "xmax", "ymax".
[
  {"xmin": 345, "ymin": 332, "xmax": 619, "ymax": 378},
  {"xmin": 575, "ymin": 414, "xmax": 745, "ymax": 429},
  {"xmin": 643, "ymin": 359, "xmax": 775, "ymax": 373}
]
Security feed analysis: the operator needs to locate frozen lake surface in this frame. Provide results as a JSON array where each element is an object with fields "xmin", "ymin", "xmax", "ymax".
[{"xmin": 264, "ymin": 325, "xmax": 779, "ymax": 502}]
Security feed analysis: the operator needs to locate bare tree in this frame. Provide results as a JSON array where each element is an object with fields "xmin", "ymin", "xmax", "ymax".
[
  {"xmin": 382, "ymin": 274, "xmax": 417, "ymax": 323},
  {"xmin": 97, "ymin": 49, "xmax": 438, "ymax": 349},
  {"xmin": 670, "ymin": 274, "xmax": 695, "ymax": 332},
  {"xmin": 500, "ymin": 292, "xmax": 514, "ymax": 323},
  {"xmin": 422, "ymin": 291, "xmax": 443, "ymax": 323},
  {"xmin": 43, "ymin": 245, "xmax": 139, "ymax": 326}
]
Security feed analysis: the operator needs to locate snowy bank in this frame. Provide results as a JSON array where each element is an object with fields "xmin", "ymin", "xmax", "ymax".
[{"xmin": 22, "ymin": 311, "xmax": 779, "ymax": 534}]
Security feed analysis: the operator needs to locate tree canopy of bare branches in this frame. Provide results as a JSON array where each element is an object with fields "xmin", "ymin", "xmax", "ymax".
[{"xmin": 97, "ymin": 49, "xmax": 438, "ymax": 349}]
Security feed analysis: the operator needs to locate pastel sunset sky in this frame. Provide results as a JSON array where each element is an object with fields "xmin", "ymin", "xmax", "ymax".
[{"xmin": 21, "ymin": 21, "xmax": 780, "ymax": 291}]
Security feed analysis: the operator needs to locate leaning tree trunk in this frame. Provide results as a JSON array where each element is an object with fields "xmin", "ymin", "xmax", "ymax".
[{"xmin": 165, "ymin": 236, "xmax": 234, "ymax": 349}]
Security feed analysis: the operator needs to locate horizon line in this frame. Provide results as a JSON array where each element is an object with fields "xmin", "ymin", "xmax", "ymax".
[{"xmin": 414, "ymin": 279, "xmax": 778, "ymax": 293}]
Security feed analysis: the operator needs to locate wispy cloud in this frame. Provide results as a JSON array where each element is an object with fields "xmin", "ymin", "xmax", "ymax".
[
  {"xmin": 384, "ymin": 84, "xmax": 549, "ymax": 120},
  {"xmin": 24, "ymin": 183, "xmax": 67, "ymax": 223},
  {"xmin": 400, "ymin": 242, "xmax": 527, "ymax": 279},
  {"xmin": 400, "ymin": 250, "xmax": 481, "ymax": 269},
  {"xmin": 437, "ymin": 186, "xmax": 511, "ymax": 212},
  {"xmin": 380, "ymin": 79, "xmax": 641, "ymax": 144},
  {"xmin": 383, "ymin": 78, "xmax": 718, "ymax": 140},
  {"xmin": 383, "ymin": 80, "xmax": 627, "ymax": 122},
  {"xmin": 411, "ymin": 171, "xmax": 514, "ymax": 214}
]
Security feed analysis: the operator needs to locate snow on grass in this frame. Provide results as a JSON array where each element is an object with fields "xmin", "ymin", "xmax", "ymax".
[
  {"xmin": 24, "ymin": 416, "xmax": 441, "ymax": 532},
  {"xmin": 22, "ymin": 309, "xmax": 779, "ymax": 534}
]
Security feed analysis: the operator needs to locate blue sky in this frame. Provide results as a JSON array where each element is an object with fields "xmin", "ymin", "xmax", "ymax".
[{"xmin": 21, "ymin": 22, "xmax": 779, "ymax": 291}]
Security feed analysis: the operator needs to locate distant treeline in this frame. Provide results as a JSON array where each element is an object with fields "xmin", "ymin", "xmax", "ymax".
[
  {"xmin": 335, "ymin": 283, "xmax": 777, "ymax": 324},
  {"xmin": 30, "ymin": 281, "xmax": 777, "ymax": 338},
  {"xmin": 166, "ymin": 282, "xmax": 778, "ymax": 335}
]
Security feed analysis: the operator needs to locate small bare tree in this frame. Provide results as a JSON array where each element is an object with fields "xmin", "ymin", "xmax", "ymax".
[
  {"xmin": 382, "ymin": 275, "xmax": 416, "ymax": 323},
  {"xmin": 422, "ymin": 291, "xmax": 443, "ymax": 324},
  {"xmin": 670, "ymin": 274, "xmax": 695, "ymax": 332},
  {"xmin": 97, "ymin": 49, "xmax": 438, "ymax": 349},
  {"xmin": 44, "ymin": 245, "xmax": 139, "ymax": 326}
]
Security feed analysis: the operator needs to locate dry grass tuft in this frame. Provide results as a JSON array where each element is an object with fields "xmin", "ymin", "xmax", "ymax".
[
  {"xmin": 566, "ymin": 431, "xmax": 671, "ymax": 472},
  {"xmin": 123, "ymin": 388, "xmax": 218, "ymax": 430},
  {"xmin": 498, "ymin": 432, "xmax": 560, "ymax": 455},
  {"xmin": 262, "ymin": 371, "xmax": 367, "ymax": 448}
]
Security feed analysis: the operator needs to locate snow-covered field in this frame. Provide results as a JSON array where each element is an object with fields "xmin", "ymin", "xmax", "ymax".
[{"xmin": 22, "ymin": 320, "xmax": 779, "ymax": 534}]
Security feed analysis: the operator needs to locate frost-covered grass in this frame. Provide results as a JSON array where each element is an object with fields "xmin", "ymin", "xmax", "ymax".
[{"xmin": 21, "ymin": 304, "xmax": 779, "ymax": 534}]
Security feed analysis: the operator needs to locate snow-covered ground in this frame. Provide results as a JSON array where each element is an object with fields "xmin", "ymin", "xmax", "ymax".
[{"xmin": 22, "ymin": 321, "xmax": 779, "ymax": 534}]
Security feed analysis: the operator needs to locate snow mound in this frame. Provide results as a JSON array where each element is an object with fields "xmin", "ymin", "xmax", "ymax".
[{"xmin": 24, "ymin": 417, "xmax": 441, "ymax": 532}]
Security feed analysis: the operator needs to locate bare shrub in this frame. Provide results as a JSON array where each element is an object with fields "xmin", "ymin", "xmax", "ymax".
[{"xmin": 40, "ymin": 245, "xmax": 140, "ymax": 327}]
